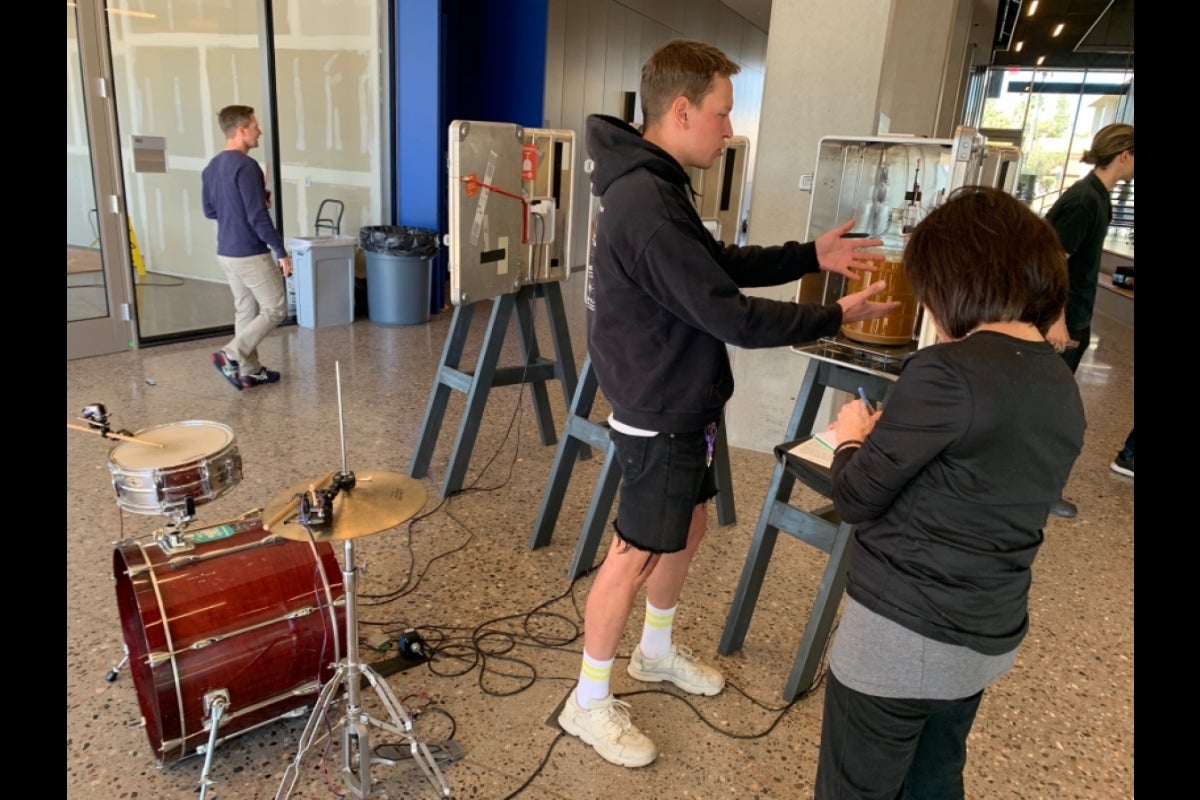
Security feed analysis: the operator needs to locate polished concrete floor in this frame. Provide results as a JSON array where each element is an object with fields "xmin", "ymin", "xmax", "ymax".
[{"xmin": 66, "ymin": 289, "xmax": 1134, "ymax": 800}]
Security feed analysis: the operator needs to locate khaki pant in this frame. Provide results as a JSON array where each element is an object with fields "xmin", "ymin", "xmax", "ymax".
[{"xmin": 217, "ymin": 252, "xmax": 287, "ymax": 374}]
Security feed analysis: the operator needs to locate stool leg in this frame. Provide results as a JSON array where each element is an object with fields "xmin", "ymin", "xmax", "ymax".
[{"xmin": 782, "ymin": 521, "xmax": 854, "ymax": 701}]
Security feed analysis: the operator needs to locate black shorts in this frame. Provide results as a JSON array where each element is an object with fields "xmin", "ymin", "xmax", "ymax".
[{"xmin": 610, "ymin": 425, "xmax": 718, "ymax": 554}]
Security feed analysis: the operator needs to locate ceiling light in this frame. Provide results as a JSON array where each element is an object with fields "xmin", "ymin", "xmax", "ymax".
[
  {"xmin": 1027, "ymin": 1, "xmax": 1039, "ymax": 16},
  {"xmin": 1036, "ymin": 55, "xmax": 1046, "ymax": 66},
  {"xmin": 1014, "ymin": 41, "xmax": 1024, "ymax": 52},
  {"xmin": 1052, "ymin": 23, "xmax": 1065, "ymax": 37}
]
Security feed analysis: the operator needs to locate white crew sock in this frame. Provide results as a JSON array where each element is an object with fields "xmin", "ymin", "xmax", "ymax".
[
  {"xmin": 639, "ymin": 601, "xmax": 677, "ymax": 660},
  {"xmin": 575, "ymin": 650, "xmax": 614, "ymax": 708}
]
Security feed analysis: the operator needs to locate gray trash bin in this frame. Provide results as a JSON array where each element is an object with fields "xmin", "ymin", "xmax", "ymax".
[
  {"xmin": 359, "ymin": 226, "xmax": 440, "ymax": 326},
  {"xmin": 287, "ymin": 236, "xmax": 357, "ymax": 329}
]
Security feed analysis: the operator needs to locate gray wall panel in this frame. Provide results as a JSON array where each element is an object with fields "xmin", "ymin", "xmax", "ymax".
[{"xmin": 543, "ymin": 0, "xmax": 768, "ymax": 273}]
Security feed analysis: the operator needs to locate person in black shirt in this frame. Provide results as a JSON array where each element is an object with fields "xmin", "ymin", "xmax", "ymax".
[
  {"xmin": 815, "ymin": 187, "xmax": 1086, "ymax": 800},
  {"xmin": 1043, "ymin": 122, "xmax": 1134, "ymax": 511},
  {"xmin": 556, "ymin": 38, "xmax": 897, "ymax": 769}
]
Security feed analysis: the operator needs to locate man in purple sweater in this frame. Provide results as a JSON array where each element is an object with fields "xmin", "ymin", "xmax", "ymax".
[{"xmin": 202, "ymin": 105, "xmax": 292, "ymax": 391}]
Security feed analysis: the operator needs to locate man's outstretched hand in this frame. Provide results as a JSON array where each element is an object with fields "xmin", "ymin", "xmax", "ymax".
[
  {"xmin": 814, "ymin": 219, "xmax": 885, "ymax": 280},
  {"xmin": 838, "ymin": 279, "xmax": 900, "ymax": 324}
]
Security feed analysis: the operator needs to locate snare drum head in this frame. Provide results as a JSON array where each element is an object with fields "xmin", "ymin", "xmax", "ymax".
[
  {"xmin": 107, "ymin": 421, "xmax": 242, "ymax": 516},
  {"xmin": 108, "ymin": 420, "xmax": 235, "ymax": 470}
]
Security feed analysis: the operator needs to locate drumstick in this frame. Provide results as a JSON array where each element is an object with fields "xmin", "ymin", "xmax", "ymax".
[
  {"xmin": 264, "ymin": 496, "xmax": 302, "ymax": 532},
  {"xmin": 264, "ymin": 471, "xmax": 336, "ymax": 531},
  {"xmin": 66, "ymin": 422, "xmax": 166, "ymax": 448}
]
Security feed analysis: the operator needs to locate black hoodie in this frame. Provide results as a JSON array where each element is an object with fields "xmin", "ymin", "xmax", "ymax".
[{"xmin": 584, "ymin": 114, "xmax": 843, "ymax": 433}]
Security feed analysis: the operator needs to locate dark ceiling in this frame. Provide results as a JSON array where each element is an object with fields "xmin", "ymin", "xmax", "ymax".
[{"xmin": 990, "ymin": 0, "xmax": 1134, "ymax": 71}]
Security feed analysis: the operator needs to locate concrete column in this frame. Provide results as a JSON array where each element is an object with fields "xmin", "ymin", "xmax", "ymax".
[{"xmin": 725, "ymin": 0, "xmax": 972, "ymax": 453}]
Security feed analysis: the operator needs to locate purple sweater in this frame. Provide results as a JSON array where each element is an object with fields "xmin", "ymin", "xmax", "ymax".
[{"xmin": 201, "ymin": 150, "xmax": 288, "ymax": 259}]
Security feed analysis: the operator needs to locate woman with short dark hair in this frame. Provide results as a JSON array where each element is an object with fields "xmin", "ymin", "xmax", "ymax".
[{"xmin": 815, "ymin": 186, "xmax": 1087, "ymax": 800}]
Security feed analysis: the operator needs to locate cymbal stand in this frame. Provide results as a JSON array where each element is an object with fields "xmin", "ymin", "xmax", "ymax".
[
  {"xmin": 276, "ymin": 363, "xmax": 451, "ymax": 799},
  {"xmin": 274, "ymin": 535, "xmax": 451, "ymax": 799}
]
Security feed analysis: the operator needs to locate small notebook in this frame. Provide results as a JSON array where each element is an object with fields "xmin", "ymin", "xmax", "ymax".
[
  {"xmin": 784, "ymin": 429, "xmax": 838, "ymax": 470},
  {"xmin": 774, "ymin": 433, "xmax": 837, "ymax": 498}
]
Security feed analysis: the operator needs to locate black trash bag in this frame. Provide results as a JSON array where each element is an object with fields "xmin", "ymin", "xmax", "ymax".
[{"xmin": 359, "ymin": 225, "xmax": 440, "ymax": 257}]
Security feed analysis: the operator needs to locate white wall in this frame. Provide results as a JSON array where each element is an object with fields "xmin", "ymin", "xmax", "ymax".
[{"xmin": 542, "ymin": 0, "xmax": 768, "ymax": 281}]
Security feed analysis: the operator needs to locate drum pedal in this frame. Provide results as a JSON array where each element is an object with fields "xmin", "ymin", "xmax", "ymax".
[{"xmin": 375, "ymin": 739, "xmax": 466, "ymax": 765}]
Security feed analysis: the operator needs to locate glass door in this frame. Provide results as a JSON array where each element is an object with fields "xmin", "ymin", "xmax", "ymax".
[
  {"xmin": 69, "ymin": 0, "xmax": 388, "ymax": 351},
  {"xmin": 106, "ymin": 0, "xmax": 265, "ymax": 342},
  {"xmin": 105, "ymin": 0, "xmax": 387, "ymax": 343},
  {"xmin": 68, "ymin": 0, "xmax": 135, "ymax": 360}
]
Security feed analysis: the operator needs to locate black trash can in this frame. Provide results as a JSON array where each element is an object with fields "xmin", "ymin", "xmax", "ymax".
[{"xmin": 358, "ymin": 226, "xmax": 440, "ymax": 326}]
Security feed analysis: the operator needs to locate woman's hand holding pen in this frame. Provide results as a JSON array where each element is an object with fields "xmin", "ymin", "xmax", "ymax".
[{"xmin": 833, "ymin": 391, "xmax": 881, "ymax": 444}]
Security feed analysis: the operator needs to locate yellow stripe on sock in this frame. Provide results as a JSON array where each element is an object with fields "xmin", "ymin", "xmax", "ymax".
[
  {"xmin": 580, "ymin": 661, "xmax": 612, "ymax": 682},
  {"xmin": 644, "ymin": 608, "xmax": 676, "ymax": 629}
]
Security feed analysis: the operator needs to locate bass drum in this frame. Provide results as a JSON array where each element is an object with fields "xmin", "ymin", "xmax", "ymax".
[{"xmin": 113, "ymin": 515, "xmax": 345, "ymax": 764}]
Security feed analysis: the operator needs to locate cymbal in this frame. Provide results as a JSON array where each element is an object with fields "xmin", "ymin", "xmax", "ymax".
[{"xmin": 263, "ymin": 470, "xmax": 427, "ymax": 543}]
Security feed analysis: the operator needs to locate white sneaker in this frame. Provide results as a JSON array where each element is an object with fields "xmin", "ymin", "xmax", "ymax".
[
  {"xmin": 557, "ymin": 691, "xmax": 657, "ymax": 767},
  {"xmin": 627, "ymin": 644, "xmax": 725, "ymax": 696}
]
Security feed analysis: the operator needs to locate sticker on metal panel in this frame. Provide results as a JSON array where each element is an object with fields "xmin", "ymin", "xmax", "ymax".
[
  {"xmin": 521, "ymin": 143, "xmax": 537, "ymax": 181},
  {"xmin": 469, "ymin": 152, "xmax": 498, "ymax": 247}
]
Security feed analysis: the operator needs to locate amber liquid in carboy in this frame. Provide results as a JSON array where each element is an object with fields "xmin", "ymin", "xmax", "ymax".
[
  {"xmin": 841, "ymin": 256, "xmax": 921, "ymax": 345},
  {"xmin": 841, "ymin": 206, "xmax": 921, "ymax": 346}
]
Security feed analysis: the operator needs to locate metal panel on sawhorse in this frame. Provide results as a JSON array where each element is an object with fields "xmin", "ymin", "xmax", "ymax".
[
  {"xmin": 528, "ymin": 353, "xmax": 737, "ymax": 580},
  {"xmin": 409, "ymin": 281, "xmax": 583, "ymax": 499},
  {"xmin": 717, "ymin": 355, "xmax": 895, "ymax": 701}
]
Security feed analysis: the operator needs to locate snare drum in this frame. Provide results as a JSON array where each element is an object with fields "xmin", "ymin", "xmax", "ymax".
[
  {"xmin": 113, "ymin": 515, "xmax": 345, "ymax": 764},
  {"xmin": 108, "ymin": 420, "xmax": 242, "ymax": 516}
]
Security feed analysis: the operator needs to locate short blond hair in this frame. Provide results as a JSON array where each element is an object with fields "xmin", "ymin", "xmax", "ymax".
[{"xmin": 640, "ymin": 39, "xmax": 740, "ymax": 128}]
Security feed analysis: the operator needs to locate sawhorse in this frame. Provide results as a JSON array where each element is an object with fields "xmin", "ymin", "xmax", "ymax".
[
  {"xmin": 528, "ymin": 353, "xmax": 737, "ymax": 579},
  {"xmin": 717, "ymin": 355, "xmax": 895, "ymax": 701},
  {"xmin": 409, "ymin": 281, "xmax": 583, "ymax": 499}
]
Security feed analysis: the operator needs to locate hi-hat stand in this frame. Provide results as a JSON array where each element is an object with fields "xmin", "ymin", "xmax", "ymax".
[{"xmin": 274, "ymin": 533, "xmax": 451, "ymax": 799}]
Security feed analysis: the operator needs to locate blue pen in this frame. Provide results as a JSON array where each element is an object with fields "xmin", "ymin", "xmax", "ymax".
[{"xmin": 858, "ymin": 387, "xmax": 876, "ymax": 413}]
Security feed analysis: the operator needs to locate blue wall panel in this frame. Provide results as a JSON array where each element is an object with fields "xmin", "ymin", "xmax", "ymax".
[{"xmin": 394, "ymin": 1, "xmax": 548, "ymax": 315}]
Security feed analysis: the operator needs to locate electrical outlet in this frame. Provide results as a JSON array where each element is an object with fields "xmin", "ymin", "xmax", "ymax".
[{"xmin": 798, "ymin": 174, "xmax": 814, "ymax": 192}]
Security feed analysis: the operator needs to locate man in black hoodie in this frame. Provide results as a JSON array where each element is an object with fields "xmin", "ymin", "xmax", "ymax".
[{"xmin": 557, "ymin": 38, "xmax": 897, "ymax": 768}]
